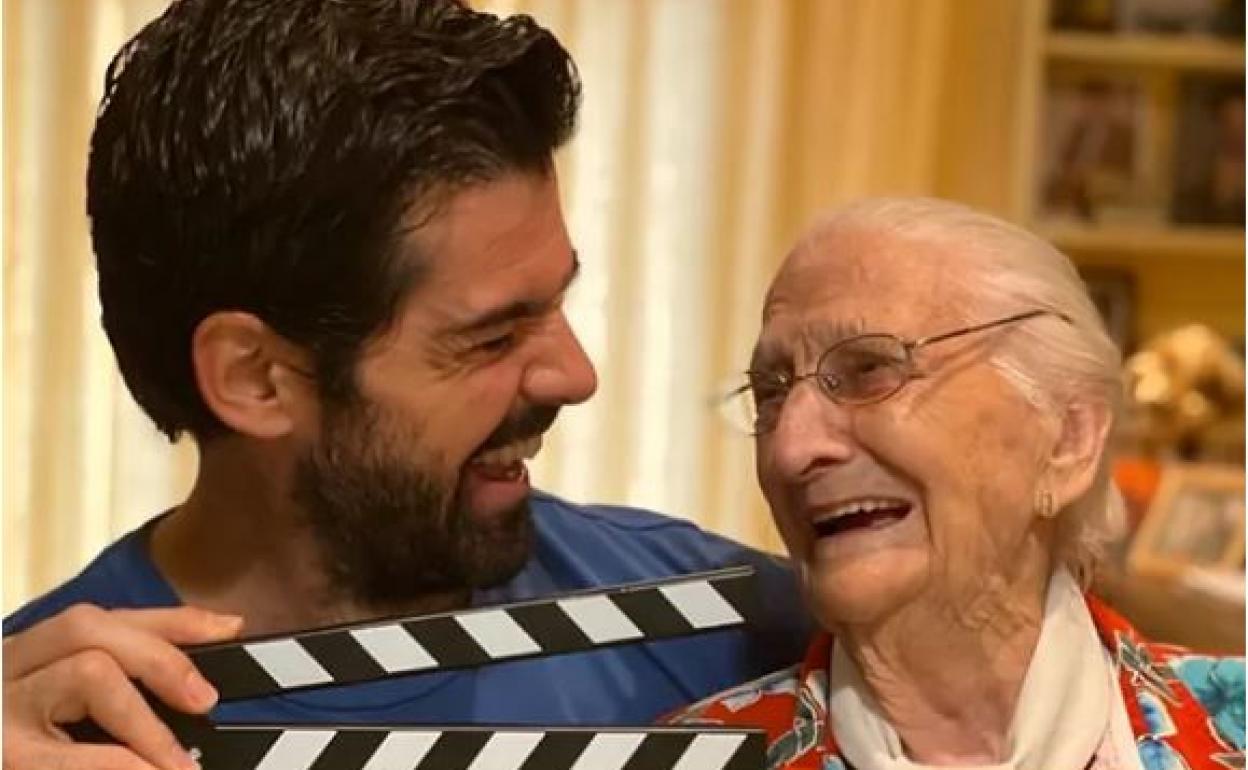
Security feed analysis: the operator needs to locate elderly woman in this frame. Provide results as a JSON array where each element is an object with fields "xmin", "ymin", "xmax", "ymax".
[{"xmin": 672, "ymin": 198, "xmax": 1244, "ymax": 770}]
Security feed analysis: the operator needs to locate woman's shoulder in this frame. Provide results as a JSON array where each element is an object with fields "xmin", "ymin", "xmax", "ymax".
[
  {"xmin": 665, "ymin": 664, "xmax": 804, "ymax": 728},
  {"xmin": 1158, "ymin": 649, "xmax": 1245, "ymax": 751},
  {"xmin": 1088, "ymin": 594, "xmax": 1245, "ymax": 752},
  {"xmin": 663, "ymin": 645, "xmax": 844, "ymax": 770}
]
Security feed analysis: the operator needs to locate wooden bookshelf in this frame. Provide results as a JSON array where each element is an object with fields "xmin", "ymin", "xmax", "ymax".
[
  {"xmin": 1046, "ymin": 31, "xmax": 1245, "ymax": 73},
  {"xmin": 1012, "ymin": 1, "xmax": 1245, "ymax": 343},
  {"xmin": 933, "ymin": 3, "xmax": 1242, "ymax": 340},
  {"xmin": 1039, "ymin": 222, "xmax": 1246, "ymax": 261}
]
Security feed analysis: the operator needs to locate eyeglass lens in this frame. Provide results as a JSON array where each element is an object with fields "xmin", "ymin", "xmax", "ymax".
[{"xmin": 817, "ymin": 334, "xmax": 911, "ymax": 404}]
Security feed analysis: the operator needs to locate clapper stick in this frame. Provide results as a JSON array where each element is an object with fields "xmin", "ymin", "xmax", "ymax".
[
  {"xmin": 194, "ymin": 565, "xmax": 759, "ymax": 700},
  {"xmin": 66, "ymin": 567, "xmax": 769, "ymax": 770}
]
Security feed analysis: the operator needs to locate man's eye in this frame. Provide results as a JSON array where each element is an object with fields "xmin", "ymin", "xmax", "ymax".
[{"xmin": 477, "ymin": 333, "xmax": 517, "ymax": 353}]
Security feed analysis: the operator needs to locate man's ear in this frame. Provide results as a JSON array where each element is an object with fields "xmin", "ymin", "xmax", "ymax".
[
  {"xmin": 191, "ymin": 312, "xmax": 312, "ymax": 439},
  {"xmin": 1047, "ymin": 399, "xmax": 1112, "ymax": 509}
]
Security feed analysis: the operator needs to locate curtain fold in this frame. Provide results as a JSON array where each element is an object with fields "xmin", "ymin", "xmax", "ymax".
[{"xmin": 4, "ymin": 0, "xmax": 986, "ymax": 611}]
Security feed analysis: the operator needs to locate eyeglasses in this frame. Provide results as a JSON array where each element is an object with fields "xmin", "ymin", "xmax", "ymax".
[{"xmin": 721, "ymin": 309, "xmax": 1069, "ymax": 436}]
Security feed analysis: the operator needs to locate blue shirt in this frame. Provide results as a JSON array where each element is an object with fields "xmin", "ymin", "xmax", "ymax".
[{"xmin": 5, "ymin": 491, "xmax": 810, "ymax": 724}]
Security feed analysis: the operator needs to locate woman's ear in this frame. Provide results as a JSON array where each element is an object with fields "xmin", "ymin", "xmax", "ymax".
[
  {"xmin": 191, "ymin": 312, "xmax": 312, "ymax": 439},
  {"xmin": 1046, "ymin": 399, "xmax": 1112, "ymax": 509}
]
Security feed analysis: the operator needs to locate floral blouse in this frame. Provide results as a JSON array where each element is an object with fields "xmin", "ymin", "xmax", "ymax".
[{"xmin": 667, "ymin": 596, "xmax": 1245, "ymax": 770}]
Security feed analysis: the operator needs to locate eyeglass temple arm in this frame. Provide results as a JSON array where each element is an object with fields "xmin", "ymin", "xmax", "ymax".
[{"xmin": 912, "ymin": 309, "xmax": 1070, "ymax": 349}]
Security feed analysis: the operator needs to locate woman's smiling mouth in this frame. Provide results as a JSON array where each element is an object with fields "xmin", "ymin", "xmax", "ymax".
[{"xmin": 811, "ymin": 497, "xmax": 914, "ymax": 538}]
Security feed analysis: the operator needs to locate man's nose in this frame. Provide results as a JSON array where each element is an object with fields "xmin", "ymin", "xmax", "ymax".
[{"xmin": 522, "ymin": 310, "xmax": 598, "ymax": 406}]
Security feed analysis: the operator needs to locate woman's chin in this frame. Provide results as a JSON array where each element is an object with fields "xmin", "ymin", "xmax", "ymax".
[{"xmin": 804, "ymin": 548, "xmax": 928, "ymax": 628}]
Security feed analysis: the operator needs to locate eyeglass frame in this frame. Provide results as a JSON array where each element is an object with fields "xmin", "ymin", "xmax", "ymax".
[{"xmin": 725, "ymin": 309, "xmax": 1071, "ymax": 435}]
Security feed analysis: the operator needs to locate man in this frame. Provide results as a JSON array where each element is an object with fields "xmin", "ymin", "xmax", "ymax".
[{"xmin": 2, "ymin": 1, "xmax": 807, "ymax": 769}]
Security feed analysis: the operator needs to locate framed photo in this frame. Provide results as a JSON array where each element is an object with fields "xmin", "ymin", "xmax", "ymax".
[
  {"xmin": 1170, "ymin": 75, "xmax": 1245, "ymax": 226},
  {"xmin": 1117, "ymin": 0, "xmax": 1222, "ymax": 34},
  {"xmin": 1078, "ymin": 266, "xmax": 1136, "ymax": 353},
  {"xmin": 1127, "ymin": 463, "xmax": 1245, "ymax": 578},
  {"xmin": 1038, "ymin": 73, "xmax": 1164, "ymax": 225}
]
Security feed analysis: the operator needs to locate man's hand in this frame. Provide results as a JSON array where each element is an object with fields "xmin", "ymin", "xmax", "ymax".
[{"xmin": 3, "ymin": 605, "xmax": 243, "ymax": 770}]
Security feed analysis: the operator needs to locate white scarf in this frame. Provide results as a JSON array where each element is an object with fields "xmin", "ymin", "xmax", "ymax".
[{"xmin": 827, "ymin": 569, "xmax": 1143, "ymax": 770}]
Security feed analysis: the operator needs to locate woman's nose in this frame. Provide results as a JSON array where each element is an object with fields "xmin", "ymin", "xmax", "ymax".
[{"xmin": 764, "ymin": 381, "xmax": 855, "ymax": 482}]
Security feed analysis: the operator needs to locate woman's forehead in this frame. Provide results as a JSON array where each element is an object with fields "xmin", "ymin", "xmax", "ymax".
[{"xmin": 764, "ymin": 251, "xmax": 951, "ymax": 334}]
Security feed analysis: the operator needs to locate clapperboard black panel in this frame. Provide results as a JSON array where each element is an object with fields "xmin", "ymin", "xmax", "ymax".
[
  {"xmin": 67, "ymin": 567, "xmax": 770, "ymax": 770},
  {"xmin": 191, "ymin": 566, "xmax": 759, "ymax": 701}
]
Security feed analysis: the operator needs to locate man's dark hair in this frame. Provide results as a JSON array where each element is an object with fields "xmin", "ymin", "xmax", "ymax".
[{"xmin": 88, "ymin": 0, "xmax": 581, "ymax": 441}]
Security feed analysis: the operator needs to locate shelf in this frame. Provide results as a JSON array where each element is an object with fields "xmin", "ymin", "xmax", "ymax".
[
  {"xmin": 1046, "ymin": 31, "xmax": 1246, "ymax": 73},
  {"xmin": 1038, "ymin": 222, "xmax": 1246, "ymax": 260}
]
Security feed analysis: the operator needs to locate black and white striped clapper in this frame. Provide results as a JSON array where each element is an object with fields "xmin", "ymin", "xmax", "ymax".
[
  {"xmin": 192, "ymin": 566, "xmax": 760, "ymax": 701},
  {"xmin": 66, "ymin": 567, "xmax": 768, "ymax": 769},
  {"xmin": 188, "ymin": 724, "xmax": 766, "ymax": 770}
]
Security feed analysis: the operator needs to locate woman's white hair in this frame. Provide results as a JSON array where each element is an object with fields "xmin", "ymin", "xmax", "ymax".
[{"xmin": 802, "ymin": 197, "xmax": 1125, "ymax": 586}]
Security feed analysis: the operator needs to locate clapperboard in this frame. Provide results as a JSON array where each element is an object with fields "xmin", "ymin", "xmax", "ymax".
[{"xmin": 70, "ymin": 566, "xmax": 768, "ymax": 770}]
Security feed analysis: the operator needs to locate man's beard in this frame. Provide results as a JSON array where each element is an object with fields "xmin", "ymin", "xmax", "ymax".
[{"xmin": 291, "ymin": 396, "xmax": 546, "ymax": 607}]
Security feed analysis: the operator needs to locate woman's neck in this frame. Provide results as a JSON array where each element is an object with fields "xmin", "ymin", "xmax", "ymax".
[{"xmin": 835, "ymin": 557, "xmax": 1051, "ymax": 765}]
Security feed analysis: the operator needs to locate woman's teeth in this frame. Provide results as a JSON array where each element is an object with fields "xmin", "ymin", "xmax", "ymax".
[
  {"xmin": 821, "ymin": 497, "xmax": 911, "ymax": 520},
  {"xmin": 470, "ymin": 435, "xmax": 543, "ymax": 469},
  {"xmin": 812, "ymin": 497, "xmax": 913, "ymax": 538}
]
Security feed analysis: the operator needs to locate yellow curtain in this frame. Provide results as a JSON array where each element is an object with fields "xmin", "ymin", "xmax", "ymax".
[
  {"xmin": 4, "ymin": 0, "xmax": 200, "ymax": 612},
  {"xmin": 3, "ymin": 0, "xmax": 1005, "ymax": 612}
]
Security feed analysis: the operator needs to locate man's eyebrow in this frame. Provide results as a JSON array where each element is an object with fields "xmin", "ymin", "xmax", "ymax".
[{"xmin": 451, "ymin": 251, "xmax": 581, "ymax": 335}]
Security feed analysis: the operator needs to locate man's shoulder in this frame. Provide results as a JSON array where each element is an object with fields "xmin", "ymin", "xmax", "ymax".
[
  {"xmin": 531, "ymin": 489, "xmax": 713, "ymax": 526},
  {"xmin": 527, "ymin": 490, "xmax": 792, "ymax": 579},
  {"xmin": 3, "ymin": 519, "xmax": 176, "ymax": 636},
  {"xmin": 530, "ymin": 490, "xmax": 714, "ymax": 533},
  {"xmin": 520, "ymin": 490, "xmax": 812, "ymax": 705}
]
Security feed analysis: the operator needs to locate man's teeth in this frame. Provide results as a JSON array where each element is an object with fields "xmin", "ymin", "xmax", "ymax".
[
  {"xmin": 471, "ymin": 435, "xmax": 542, "ymax": 468},
  {"xmin": 816, "ymin": 497, "xmax": 909, "ymax": 523}
]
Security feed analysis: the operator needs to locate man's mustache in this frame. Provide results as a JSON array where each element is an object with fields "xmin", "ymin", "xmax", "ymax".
[{"xmin": 477, "ymin": 406, "xmax": 560, "ymax": 452}]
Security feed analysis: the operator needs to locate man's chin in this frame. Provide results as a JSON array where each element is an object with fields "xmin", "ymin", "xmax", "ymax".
[{"xmin": 460, "ymin": 499, "xmax": 535, "ymax": 588}]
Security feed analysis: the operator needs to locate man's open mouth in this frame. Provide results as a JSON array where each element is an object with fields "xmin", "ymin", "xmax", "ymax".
[{"xmin": 467, "ymin": 435, "xmax": 542, "ymax": 481}]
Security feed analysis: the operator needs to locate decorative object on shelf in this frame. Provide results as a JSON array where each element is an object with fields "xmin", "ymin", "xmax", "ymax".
[
  {"xmin": 1079, "ymin": 265, "xmax": 1137, "ymax": 352},
  {"xmin": 1172, "ymin": 74, "xmax": 1245, "ymax": 226},
  {"xmin": 1039, "ymin": 74, "xmax": 1164, "ymax": 225},
  {"xmin": 1126, "ymin": 462, "xmax": 1244, "ymax": 580},
  {"xmin": 1113, "ymin": 455, "xmax": 1165, "ymax": 533},
  {"xmin": 1122, "ymin": 324, "xmax": 1245, "ymax": 462},
  {"xmin": 1118, "ymin": 0, "xmax": 1221, "ymax": 34}
]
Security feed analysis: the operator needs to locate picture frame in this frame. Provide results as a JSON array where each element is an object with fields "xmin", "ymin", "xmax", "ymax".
[
  {"xmin": 1127, "ymin": 463, "xmax": 1245, "ymax": 579},
  {"xmin": 1170, "ymin": 75, "xmax": 1245, "ymax": 227},
  {"xmin": 1038, "ymin": 72, "xmax": 1165, "ymax": 225},
  {"xmin": 1116, "ymin": 0, "xmax": 1222, "ymax": 35}
]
